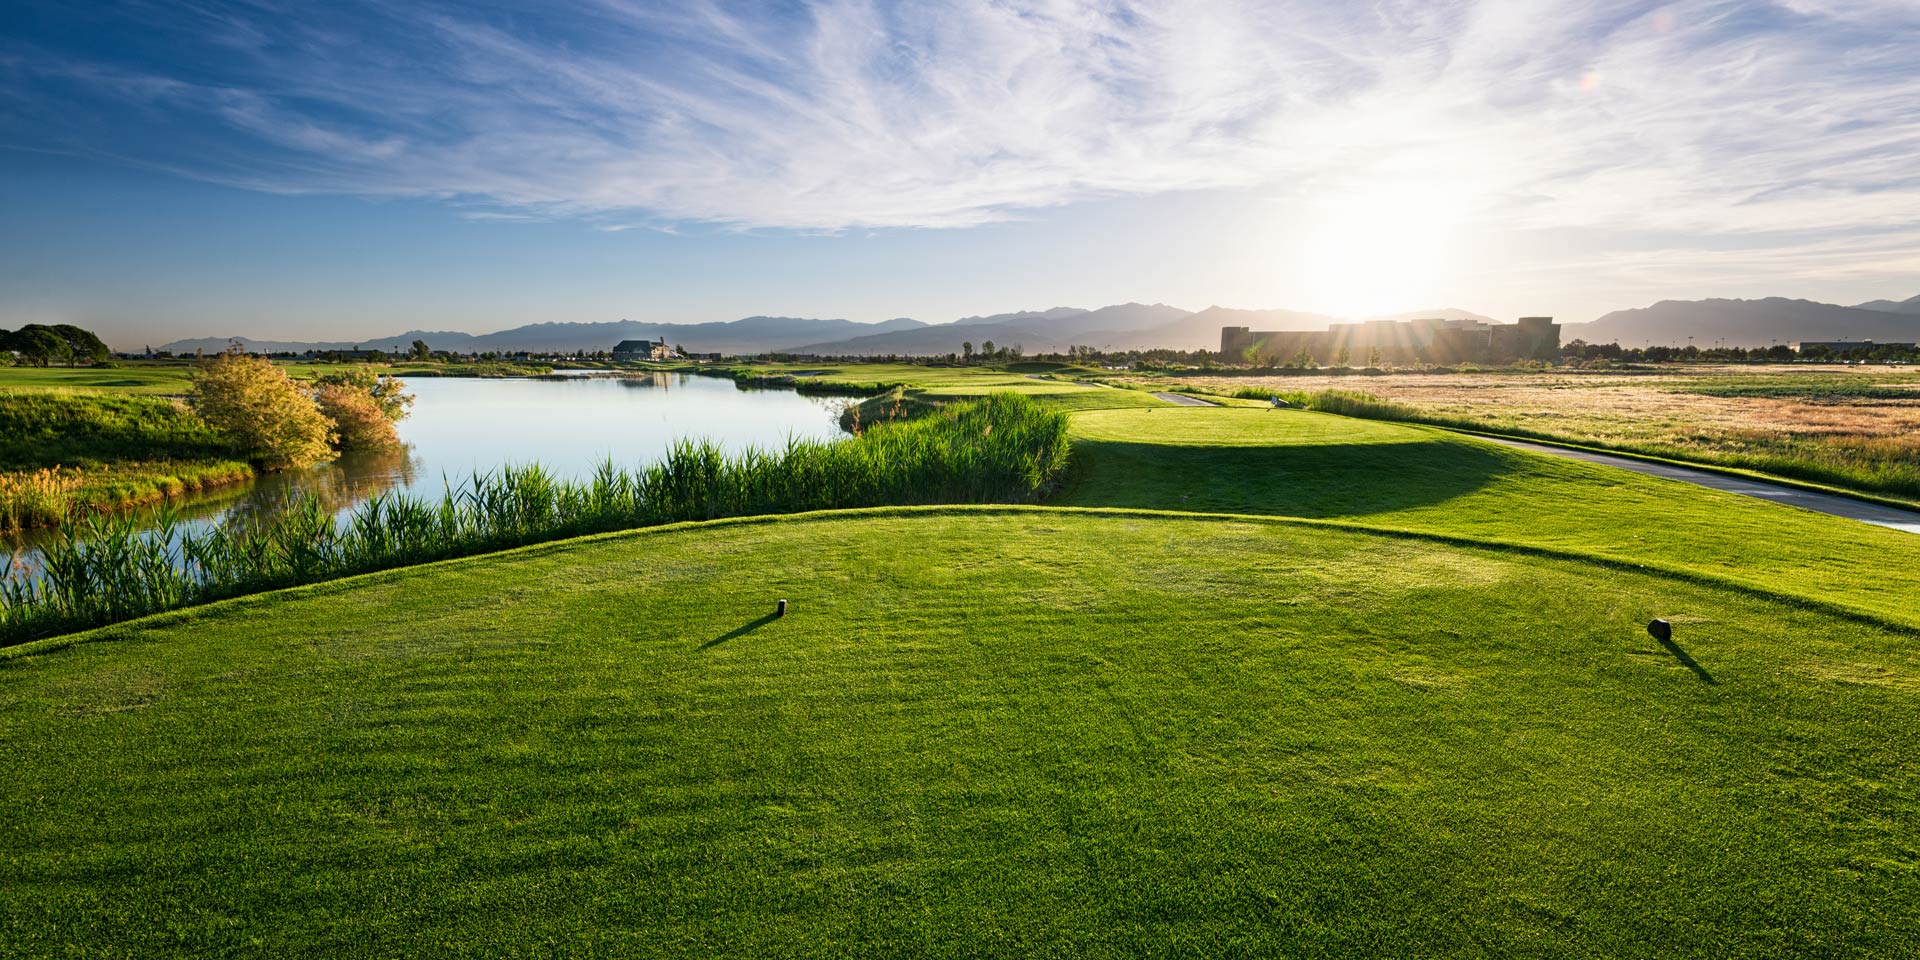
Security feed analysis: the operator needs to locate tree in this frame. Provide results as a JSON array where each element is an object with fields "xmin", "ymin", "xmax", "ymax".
[
  {"xmin": 1333, "ymin": 344, "xmax": 1352, "ymax": 368},
  {"xmin": 981, "ymin": 340, "xmax": 996, "ymax": 359},
  {"xmin": 1288, "ymin": 347, "xmax": 1317, "ymax": 370},
  {"xmin": 1365, "ymin": 346, "xmax": 1383, "ymax": 369},
  {"xmin": 9, "ymin": 327, "xmax": 72, "ymax": 367},
  {"xmin": 410, "ymin": 339, "xmax": 431, "ymax": 361},
  {"xmin": 962, "ymin": 341, "xmax": 974, "ymax": 361},
  {"xmin": 188, "ymin": 352, "xmax": 334, "ymax": 470},
  {"xmin": 50, "ymin": 324, "xmax": 110, "ymax": 364}
]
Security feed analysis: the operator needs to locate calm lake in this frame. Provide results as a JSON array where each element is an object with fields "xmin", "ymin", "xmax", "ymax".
[{"xmin": 6, "ymin": 372, "xmax": 847, "ymax": 558}]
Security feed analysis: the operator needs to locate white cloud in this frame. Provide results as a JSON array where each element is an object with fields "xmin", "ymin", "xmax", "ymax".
[{"xmin": 16, "ymin": 0, "xmax": 1920, "ymax": 251}]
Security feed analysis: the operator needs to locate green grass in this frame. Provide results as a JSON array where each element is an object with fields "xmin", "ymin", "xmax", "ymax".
[
  {"xmin": 0, "ymin": 393, "xmax": 233, "ymax": 468},
  {"xmin": 1676, "ymin": 376, "xmax": 1920, "ymax": 400},
  {"xmin": 1056, "ymin": 407, "xmax": 1920, "ymax": 626},
  {"xmin": 713, "ymin": 362, "xmax": 1159, "ymax": 413},
  {"xmin": 0, "ymin": 359, "xmax": 540, "ymax": 396},
  {"xmin": 7, "ymin": 398, "xmax": 1920, "ymax": 956},
  {"xmin": 5, "ymin": 509, "xmax": 1918, "ymax": 956},
  {"xmin": 0, "ymin": 361, "xmax": 202, "ymax": 395}
]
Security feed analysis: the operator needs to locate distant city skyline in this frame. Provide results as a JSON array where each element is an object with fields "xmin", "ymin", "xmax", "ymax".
[{"xmin": 4, "ymin": 1, "xmax": 1918, "ymax": 349}]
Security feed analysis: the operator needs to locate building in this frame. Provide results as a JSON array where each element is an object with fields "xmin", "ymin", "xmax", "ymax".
[
  {"xmin": 612, "ymin": 338, "xmax": 675, "ymax": 361},
  {"xmin": 1796, "ymin": 340, "xmax": 1917, "ymax": 354},
  {"xmin": 1221, "ymin": 315, "xmax": 1560, "ymax": 365}
]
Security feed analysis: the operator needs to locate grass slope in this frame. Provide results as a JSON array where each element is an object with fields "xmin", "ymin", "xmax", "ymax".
[
  {"xmin": 1057, "ymin": 407, "xmax": 1920, "ymax": 627},
  {"xmin": 6, "ymin": 402, "xmax": 1920, "ymax": 956},
  {"xmin": 6, "ymin": 510, "xmax": 1919, "ymax": 957}
]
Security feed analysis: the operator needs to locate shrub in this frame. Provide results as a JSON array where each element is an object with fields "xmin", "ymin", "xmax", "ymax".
[
  {"xmin": 315, "ymin": 384, "xmax": 399, "ymax": 451},
  {"xmin": 187, "ymin": 353, "xmax": 334, "ymax": 470},
  {"xmin": 312, "ymin": 368, "xmax": 413, "ymax": 421}
]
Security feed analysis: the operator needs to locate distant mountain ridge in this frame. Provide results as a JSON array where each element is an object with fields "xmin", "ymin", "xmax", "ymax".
[
  {"xmin": 159, "ymin": 316, "xmax": 929, "ymax": 357},
  {"xmin": 157, "ymin": 293, "xmax": 1920, "ymax": 357},
  {"xmin": 1568, "ymin": 297, "xmax": 1920, "ymax": 347},
  {"xmin": 786, "ymin": 303, "xmax": 1201, "ymax": 356},
  {"xmin": 1853, "ymin": 294, "xmax": 1920, "ymax": 315}
]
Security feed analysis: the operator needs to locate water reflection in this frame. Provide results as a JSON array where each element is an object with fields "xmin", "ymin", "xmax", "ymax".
[
  {"xmin": 214, "ymin": 445, "xmax": 420, "ymax": 530},
  {"xmin": 616, "ymin": 372, "xmax": 677, "ymax": 390},
  {"xmin": 6, "ymin": 372, "xmax": 846, "ymax": 560}
]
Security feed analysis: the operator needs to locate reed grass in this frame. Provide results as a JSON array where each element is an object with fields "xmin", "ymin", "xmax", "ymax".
[
  {"xmin": 0, "ymin": 468, "xmax": 83, "ymax": 530},
  {"xmin": 0, "ymin": 394, "xmax": 1070, "ymax": 645}
]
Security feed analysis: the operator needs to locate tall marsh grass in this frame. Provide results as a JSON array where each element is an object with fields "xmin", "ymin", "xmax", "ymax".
[
  {"xmin": 0, "ymin": 394, "xmax": 1070, "ymax": 646},
  {"xmin": 0, "ymin": 468, "xmax": 83, "ymax": 531}
]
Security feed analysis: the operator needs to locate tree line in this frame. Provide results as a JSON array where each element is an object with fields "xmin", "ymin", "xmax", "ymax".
[{"xmin": 0, "ymin": 324, "xmax": 111, "ymax": 366}]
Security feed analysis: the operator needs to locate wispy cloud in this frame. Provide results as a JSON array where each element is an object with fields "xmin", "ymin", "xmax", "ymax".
[{"xmin": 5, "ymin": 0, "xmax": 1918, "ymax": 247}]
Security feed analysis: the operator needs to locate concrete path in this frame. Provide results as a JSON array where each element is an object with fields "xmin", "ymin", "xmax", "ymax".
[
  {"xmin": 1477, "ymin": 436, "xmax": 1920, "ymax": 535},
  {"xmin": 1153, "ymin": 392, "xmax": 1218, "ymax": 406}
]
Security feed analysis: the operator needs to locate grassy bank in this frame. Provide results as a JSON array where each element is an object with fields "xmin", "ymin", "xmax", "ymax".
[
  {"xmin": 1, "ymin": 394, "xmax": 1068, "ymax": 645},
  {"xmin": 5, "ymin": 509, "xmax": 1918, "ymax": 956},
  {"xmin": 382, "ymin": 361, "xmax": 552, "ymax": 378},
  {"xmin": 707, "ymin": 361, "xmax": 1160, "ymax": 414},
  {"xmin": 0, "ymin": 393, "xmax": 252, "ymax": 530}
]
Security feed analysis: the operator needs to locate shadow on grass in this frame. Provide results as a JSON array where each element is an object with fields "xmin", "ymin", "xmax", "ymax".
[
  {"xmin": 1658, "ymin": 636, "xmax": 1717, "ymax": 684},
  {"xmin": 700, "ymin": 613, "xmax": 778, "ymax": 650},
  {"xmin": 1055, "ymin": 438, "xmax": 1511, "ymax": 518}
]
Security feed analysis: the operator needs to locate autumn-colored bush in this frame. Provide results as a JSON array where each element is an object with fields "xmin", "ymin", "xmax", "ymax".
[
  {"xmin": 314, "ymin": 384, "xmax": 399, "ymax": 451},
  {"xmin": 312, "ymin": 367, "xmax": 413, "ymax": 422}
]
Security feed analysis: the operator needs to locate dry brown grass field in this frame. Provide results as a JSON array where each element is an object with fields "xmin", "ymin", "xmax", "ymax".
[{"xmin": 1165, "ymin": 364, "xmax": 1920, "ymax": 502}]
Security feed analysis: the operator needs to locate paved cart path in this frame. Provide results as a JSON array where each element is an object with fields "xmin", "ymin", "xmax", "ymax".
[
  {"xmin": 1152, "ymin": 392, "xmax": 1218, "ymax": 406},
  {"xmin": 1477, "ymin": 436, "xmax": 1920, "ymax": 535}
]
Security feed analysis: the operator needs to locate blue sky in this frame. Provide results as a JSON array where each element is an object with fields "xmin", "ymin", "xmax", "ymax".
[{"xmin": 4, "ymin": 0, "xmax": 1918, "ymax": 348}]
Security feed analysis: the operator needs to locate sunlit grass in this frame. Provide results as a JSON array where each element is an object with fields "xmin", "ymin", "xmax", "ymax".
[{"xmin": 6, "ymin": 510, "xmax": 1918, "ymax": 956}]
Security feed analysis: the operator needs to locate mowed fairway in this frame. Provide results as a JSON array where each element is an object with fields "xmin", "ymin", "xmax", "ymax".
[
  {"xmin": 1059, "ymin": 406, "xmax": 1920, "ymax": 626},
  {"xmin": 5, "ymin": 405, "xmax": 1920, "ymax": 956}
]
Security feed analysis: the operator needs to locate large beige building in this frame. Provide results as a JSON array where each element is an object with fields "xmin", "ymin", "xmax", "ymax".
[{"xmin": 1221, "ymin": 316, "xmax": 1560, "ymax": 365}]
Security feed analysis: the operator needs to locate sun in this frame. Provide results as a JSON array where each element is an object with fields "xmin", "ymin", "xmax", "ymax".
[{"xmin": 1289, "ymin": 177, "xmax": 1476, "ymax": 318}]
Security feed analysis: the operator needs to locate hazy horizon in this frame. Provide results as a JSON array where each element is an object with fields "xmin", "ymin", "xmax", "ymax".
[{"xmin": 5, "ymin": 1, "xmax": 1918, "ymax": 347}]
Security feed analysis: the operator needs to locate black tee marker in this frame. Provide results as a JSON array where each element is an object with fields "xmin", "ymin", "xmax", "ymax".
[{"xmin": 1647, "ymin": 619, "xmax": 1672, "ymax": 642}]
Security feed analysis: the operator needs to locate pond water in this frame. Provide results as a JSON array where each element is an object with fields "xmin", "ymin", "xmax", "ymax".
[{"xmin": 6, "ymin": 372, "xmax": 847, "ymax": 558}]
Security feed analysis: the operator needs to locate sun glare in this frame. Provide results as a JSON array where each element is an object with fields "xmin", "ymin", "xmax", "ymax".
[{"xmin": 1290, "ymin": 177, "xmax": 1475, "ymax": 318}]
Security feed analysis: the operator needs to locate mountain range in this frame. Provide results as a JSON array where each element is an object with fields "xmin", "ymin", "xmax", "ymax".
[
  {"xmin": 156, "ymin": 294, "xmax": 1920, "ymax": 356},
  {"xmin": 1566, "ymin": 297, "xmax": 1920, "ymax": 346},
  {"xmin": 1850, "ymin": 294, "xmax": 1920, "ymax": 315},
  {"xmin": 156, "ymin": 316, "xmax": 930, "ymax": 358}
]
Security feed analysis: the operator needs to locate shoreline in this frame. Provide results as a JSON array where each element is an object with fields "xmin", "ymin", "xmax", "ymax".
[{"xmin": 0, "ymin": 461, "xmax": 258, "ymax": 534}]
